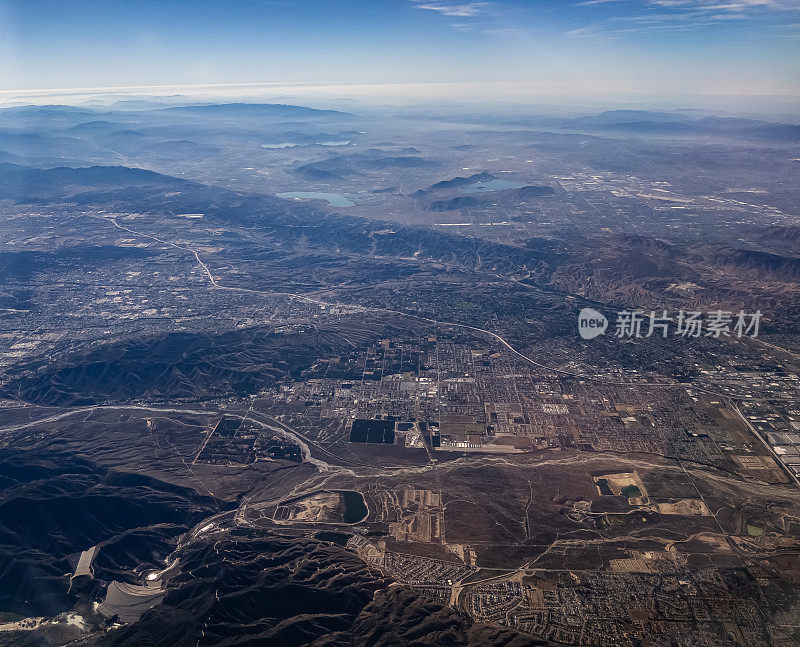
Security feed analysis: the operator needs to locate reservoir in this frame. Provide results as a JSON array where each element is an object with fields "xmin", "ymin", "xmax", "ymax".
[
  {"xmin": 262, "ymin": 140, "xmax": 350, "ymax": 149},
  {"xmin": 337, "ymin": 490, "xmax": 368, "ymax": 523},
  {"xmin": 461, "ymin": 179, "xmax": 526, "ymax": 194},
  {"xmin": 277, "ymin": 191, "xmax": 355, "ymax": 207}
]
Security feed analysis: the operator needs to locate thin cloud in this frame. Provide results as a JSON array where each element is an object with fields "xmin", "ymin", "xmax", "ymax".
[
  {"xmin": 567, "ymin": 25, "xmax": 605, "ymax": 35},
  {"xmin": 411, "ymin": 2, "xmax": 489, "ymax": 18},
  {"xmin": 649, "ymin": 0, "xmax": 800, "ymax": 8},
  {"xmin": 571, "ymin": 0, "xmax": 800, "ymax": 36},
  {"xmin": 576, "ymin": 0, "xmax": 629, "ymax": 5},
  {"xmin": 574, "ymin": 0, "xmax": 800, "ymax": 14},
  {"xmin": 408, "ymin": 1, "xmax": 518, "ymax": 34}
]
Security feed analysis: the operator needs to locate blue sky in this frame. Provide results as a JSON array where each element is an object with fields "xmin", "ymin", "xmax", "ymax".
[{"xmin": 1, "ymin": 0, "xmax": 798, "ymax": 108}]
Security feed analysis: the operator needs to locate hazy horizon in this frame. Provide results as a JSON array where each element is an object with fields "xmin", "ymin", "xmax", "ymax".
[
  {"xmin": 0, "ymin": 81, "xmax": 798, "ymax": 119},
  {"xmin": 2, "ymin": 0, "xmax": 799, "ymax": 114}
]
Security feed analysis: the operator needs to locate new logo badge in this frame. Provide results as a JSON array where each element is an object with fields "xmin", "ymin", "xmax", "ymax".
[{"xmin": 578, "ymin": 308, "xmax": 608, "ymax": 340}]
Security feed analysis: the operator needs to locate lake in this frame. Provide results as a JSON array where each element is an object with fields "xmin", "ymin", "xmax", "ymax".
[
  {"xmin": 337, "ymin": 490, "xmax": 368, "ymax": 523},
  {"xmin": 461, "ymin": 178, "xmax": 527, "ymax": 194},
  {"xmin": 262, "ymin": 140, "xmax": 350, "ymax": 149},
  {"xmin": 276, "ymin": 191, "xmax": 355, "ymax": 207}
]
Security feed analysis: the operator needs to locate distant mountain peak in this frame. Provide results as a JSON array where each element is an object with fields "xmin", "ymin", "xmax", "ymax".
[{"xmin": 162, "ymin": 102, "xmax": 354, "ymax": 119}]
